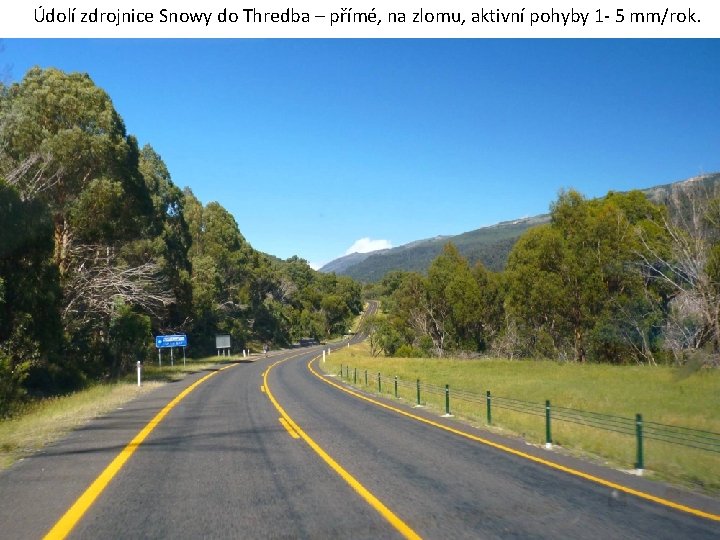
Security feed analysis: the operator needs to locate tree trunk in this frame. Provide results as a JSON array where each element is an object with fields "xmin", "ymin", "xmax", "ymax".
[{"xmin": 53, "ymin": 216, "xmax": 71, "ymax": 276}]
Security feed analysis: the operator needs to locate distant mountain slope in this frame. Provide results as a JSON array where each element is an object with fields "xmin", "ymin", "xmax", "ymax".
[
  {"xmin": 641, "ymin": 172, "xmax": 720, "ymax": 209},
  {"xmin": 322, "ymin": 173, "xmax": 720, "ymax": 283},
  {"xmin": 318, "ymin": 251, "xmax": 381, "ymax": 274},
  {"xmin": 321, "ymin": 215, "xmax": 549, "ymax": 281}
]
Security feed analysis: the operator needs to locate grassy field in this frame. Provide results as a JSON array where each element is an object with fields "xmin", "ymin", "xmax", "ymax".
[
  {"xmin": 0, "ymin": 356, "xmax": 235, "ymax": 470},
  {"xmin": 321, "ymin": 342, "xmax": 720, "ymax": 494}
]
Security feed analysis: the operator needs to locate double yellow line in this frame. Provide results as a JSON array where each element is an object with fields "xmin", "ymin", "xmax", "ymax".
[
  {"xmin": 263, "ymin": 355, "xmax": 421, "ymax": 540},
  {"xmin": 307, "ymin": 358, "xmax": 720, "ymax": 523}
]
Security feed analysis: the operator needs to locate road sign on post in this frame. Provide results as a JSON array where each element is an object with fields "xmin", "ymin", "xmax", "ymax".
[
  {"xmin": 215, "ymin": 334, "xmax": 231, "ymax": 357},
  {"xmin": 155, "ymin": 335, "xmax": 188, "ymax": 348},
  {"xmin": 155, "ymin": 335, "xmax": 188, "ymax": 367}
]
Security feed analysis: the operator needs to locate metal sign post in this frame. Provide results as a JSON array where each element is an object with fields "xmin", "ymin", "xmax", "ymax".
[
  {"xmin": 215, "ymin": 334, "xmax": 231, "ymax": 358},
  {"xmin": 155, "ymin": 335, "xmax": 188, "ymax": 367}
]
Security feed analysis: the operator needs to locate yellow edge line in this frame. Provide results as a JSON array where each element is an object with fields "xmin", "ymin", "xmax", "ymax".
[
  {"xmin": 263, "ymin": 356, "xmax": 421, "ymax": 540},
  {"xmin": 308, "ymin": 358, "xmax": 720, "ymax": 523},
  {"xmin": 44, "ymin": 363, "xmax": 238, "ymax": 539}
]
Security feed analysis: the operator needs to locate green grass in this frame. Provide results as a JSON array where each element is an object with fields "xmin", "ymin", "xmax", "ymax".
[
  {"xmin": 0, "ymin": 356, "xmax": 237, "ymax": 470},
  {"xmin": 322, "ymin": 342, "xmax": 720, "ymax": 494}
]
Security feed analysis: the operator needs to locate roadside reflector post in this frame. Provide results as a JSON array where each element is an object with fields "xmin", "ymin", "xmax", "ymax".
[
  {"xmin": 340, "ymin": 364, "xmax": 343, "ymax": 378},
  {"xmin": 137, "ymin": 361, "xmax": 142, "ymax": 387},
  {"xmin": 354, "ymin": 367, "xmax": 357, "ymax": 384},
  {"xmin": 416, "ymin": 379, "xmax": 421, "ymax": 407},
  {"xmin": 377, "ymin": 372, "xmax": 381, "ymax": 393},
  {"xmin": 364, "ymin": 369, "xmax": 368, "ymax": 386},
  {"xmin": 322, "ymin": 350, "xmax": 326, "ymax": 363},
  {"xmin": 545, "ymin": 400, "xmax": 552, "ymax": 449},
  {"xmin": 394, "ymin": 376, "xmax": 398, "ymax": 399},
  {"xmin": 635, "ymin": 413, "xmax": 644, "ymax": 475},
  {"xmin": 486, "ymin": 391, "xmax": 492, "ymax": 425},
  {"xmin": 442, "ymin": 384, "xmax": 453, "ymax": 417}
]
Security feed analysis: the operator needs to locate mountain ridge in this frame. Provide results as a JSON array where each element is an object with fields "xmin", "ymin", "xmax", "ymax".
[{"xmin": 320, "ymin": 173, "xmax": 720, "ymax": 282}]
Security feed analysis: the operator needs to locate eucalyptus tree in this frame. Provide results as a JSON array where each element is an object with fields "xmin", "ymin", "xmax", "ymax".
[
  {"xmin": 137, "ymin": 145, "xmax": 192, "ymax": 330},
  {"xmin": 0, "ymin": 180, "xmax": 63, "ymax": 405},
  {"xmin": 637, "ymin": 182, "xmax": 720, "ymax": 364},
  {"xmin": 505, "ymin": 189, "xmax": 670, "ymax": 363},
  {"xmin": 0, "ymin": 67, "xmax": 175, "ymax": 377},
  {"xmin": 0, "ymin": 67, "xmax": 151, "ymax": 274}
]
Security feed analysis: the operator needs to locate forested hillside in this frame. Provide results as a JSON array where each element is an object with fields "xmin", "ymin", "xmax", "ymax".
[
  {"xmin": 0, "ymin": 67, "xmax": 361, "ymax": 413},
  {"xmin": 322, "ymin": 216, "xmax": 550, "ymax": 281},
  {"xmin": 326, "ymin": 175, "xmax": 720, "ymax": 283},
  {"xmin": 366, "ymin": 181, "xmax": 720, "ymax": 366}
]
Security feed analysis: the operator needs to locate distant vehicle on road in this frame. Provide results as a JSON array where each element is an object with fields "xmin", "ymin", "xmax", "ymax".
[{"xmin": 299, "ymin": 337, "xmax": 319, "ymax": 347}]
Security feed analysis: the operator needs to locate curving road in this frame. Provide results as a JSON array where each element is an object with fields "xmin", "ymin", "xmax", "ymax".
[{"xmin": 0, "ymin": 320, "xmax": 718, "ymax": 538}]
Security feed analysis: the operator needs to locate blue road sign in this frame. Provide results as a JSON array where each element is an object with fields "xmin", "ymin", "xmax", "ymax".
[{"xmin": 155, "ymin": 334, "xmax": 188, "ymax": 348}]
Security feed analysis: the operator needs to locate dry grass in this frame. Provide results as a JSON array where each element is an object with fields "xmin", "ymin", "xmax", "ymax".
[
  {"xmin": 0, "ymin": 356, "xmax": 230, "ymax": 470},
  {"xmin": 0, "ymin": 383, "xmax": 161, "ymax": 469}
]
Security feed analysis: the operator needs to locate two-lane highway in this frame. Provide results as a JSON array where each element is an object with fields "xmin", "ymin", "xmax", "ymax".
[{"xmin": 0, "ymin": 342, "xmax": 717, "ymax": 538}]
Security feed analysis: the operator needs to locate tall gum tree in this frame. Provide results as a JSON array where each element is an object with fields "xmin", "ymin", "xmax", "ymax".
[{"xmin": 0, "ymin": 67, "xmax": 146, "ymax": 275}]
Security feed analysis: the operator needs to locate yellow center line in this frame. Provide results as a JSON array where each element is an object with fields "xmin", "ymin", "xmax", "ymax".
[
  {"xmin": 44, "ymin": 363, "xmax": 238, "ymax": 540},
  {"xmin": 279, "ymin": 417, "xmax": 300, "ymax": 439},
  {"xmin": 263, "ymin": 355, "xmax": 422, "ymax": 540},
  {"xmin": 308, "ymin": 357, "xmax": 720, "ymax": 523}
]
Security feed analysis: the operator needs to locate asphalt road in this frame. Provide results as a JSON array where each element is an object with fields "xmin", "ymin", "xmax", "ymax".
[{"xmin": 0, "ymin": 335, "xmax": 718, "ymax": 538}]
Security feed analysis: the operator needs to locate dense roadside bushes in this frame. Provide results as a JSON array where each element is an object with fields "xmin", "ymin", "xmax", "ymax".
[{"xmin": 369, "ymin": 186, "xmax": 720, "ymax": 366}]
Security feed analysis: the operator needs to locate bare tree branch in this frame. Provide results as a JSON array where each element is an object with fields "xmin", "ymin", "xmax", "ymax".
[{"xmin": 62, "ymin": 244, "xmax": 174, "ymax": 326}]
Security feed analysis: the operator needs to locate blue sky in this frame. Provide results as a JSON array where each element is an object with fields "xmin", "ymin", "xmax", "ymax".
[{"xmin": 2, "ymin": 39, "xmax": 719, "ymax": 268}]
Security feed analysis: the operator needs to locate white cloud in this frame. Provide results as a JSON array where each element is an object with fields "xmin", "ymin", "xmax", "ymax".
[
  {"xmin": 345, "ymin": 238, "xmax": 392, "ymax": 255},
  {"xmin": 308, "ymin": 261, "xmax": 323, "ymax": 270}
]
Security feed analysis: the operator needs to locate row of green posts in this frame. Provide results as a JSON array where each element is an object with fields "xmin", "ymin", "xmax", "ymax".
[{"xmin": 338, "ymin": 364, "xmax": 720, "ymax": 474}]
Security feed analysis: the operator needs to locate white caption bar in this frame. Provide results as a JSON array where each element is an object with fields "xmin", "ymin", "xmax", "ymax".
[{"xmin": 2, "ymin": 1, "xmax": 718, "ymax": 37}]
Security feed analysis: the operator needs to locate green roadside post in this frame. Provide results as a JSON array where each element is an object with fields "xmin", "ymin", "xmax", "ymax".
[
  {"xmin": 545, "ymin": 400, "xmax": 552, "ymax": 449},
  {"xmin": 394, "ymin": 376, "xmax": 398, "ymax": 398},
  {"xmin": 486, "ymin": 390, "xmax": 492, "ymax": 425},
  {"xmin": 339, "ymin": 364, "xmax": 342, "ymax": 377},
  {"xmin": 378, "ymin": 372, "xmax": 381, "ymax": 393},
  {"xmin": 354, "ymin": 367, "xmax": 357, "ymax": 384},
  {"xmin": 364, "ymin": 369, "xmax": 368, "ymax": 386},
  {"xmin": 416, "ymin": 379, "xmax": 421, "ymax": 406},
  {"xmin": 635, "ymin": 413, "xmax": 644, "ymax": 474},
  {"xmin": 443, "ymin": 384, "xmax": 452, "ymax": 417}
]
